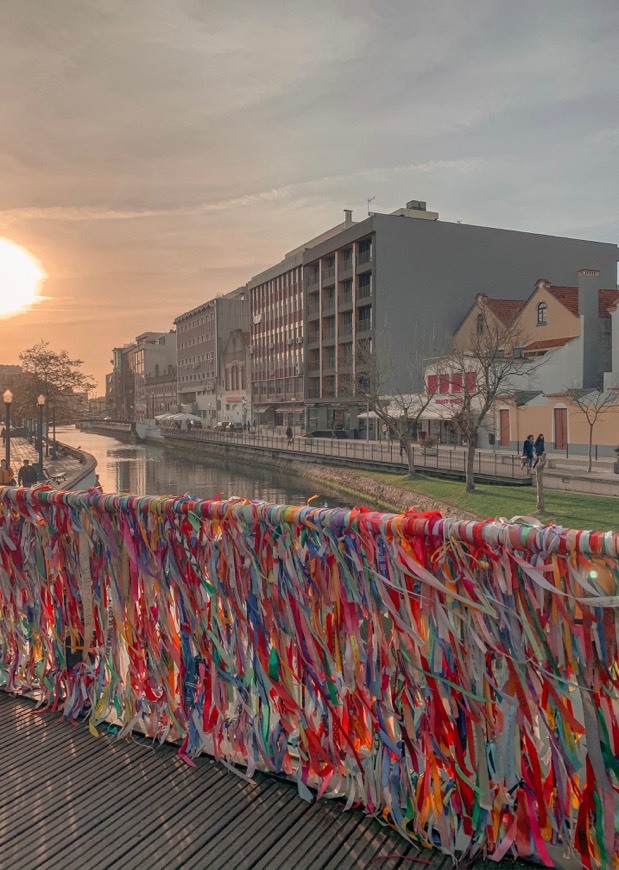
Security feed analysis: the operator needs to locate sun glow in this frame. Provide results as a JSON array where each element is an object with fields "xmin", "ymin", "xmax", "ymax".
[{"xmin": 0, "ymin": 239, "xmax": 46, "ymax": 318}]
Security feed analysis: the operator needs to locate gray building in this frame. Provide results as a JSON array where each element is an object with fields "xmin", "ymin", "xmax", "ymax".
[
  {"xmin": 175, "ymin": 288, "xmax": 248, "ymax": 425},
  {"xmin": 301, "ymin": 201, "xmax": 618, "ymax": 432}
]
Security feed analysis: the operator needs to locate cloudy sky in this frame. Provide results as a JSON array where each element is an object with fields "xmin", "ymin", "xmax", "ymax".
[{"xmin": 0, "ymin": 0, "xmax": 618, "ymax": 388}]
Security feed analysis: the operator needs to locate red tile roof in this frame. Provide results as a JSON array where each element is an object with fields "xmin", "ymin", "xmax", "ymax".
[
  {"xmin": 524, "ymin": 336, "xmax": 576, "ymax": 352},
  {"xmin": 545, "ymin": 286, "xmax": 619, "ymax": 318},
  {"xmin": 483, "ymin": 298, "xmax": 526, "ymax": 325}
]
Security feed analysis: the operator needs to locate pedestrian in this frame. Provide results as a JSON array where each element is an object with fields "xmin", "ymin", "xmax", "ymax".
[
  {"xmin": 286, "ymin": 425, "xmax": 293, "ymax": 445},
  {"xmin": 18, "ymin": 459, "xmax": 39, "ymax": 487},
  {"xmin": 533, "ymin": 433, "xmax": 545, "ymax": 467},
  {"xmin": 521, "ymin": 434, "xmax": 534, "ymax": 470},
  {"xmin": 0, "ymin": 458, "xmax": 15, "ymax": 485},
  {"xmin": 0, "ymin": 427, "xmax": 5, "ymax": 445}
]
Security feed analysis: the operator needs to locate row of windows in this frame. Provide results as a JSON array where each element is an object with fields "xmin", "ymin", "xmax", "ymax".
[
  {"xmin": 427, "ymin": 372, "xmax": 477, "ymax": 394},
  {"xmin": 177, "ymin": 311, "xmax": 215, "ymax": 332}
]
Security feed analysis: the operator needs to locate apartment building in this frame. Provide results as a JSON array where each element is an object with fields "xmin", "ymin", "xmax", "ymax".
[
  {"xmin": 175, "ymin": 288, "xmax": 248, "ymax": 425},
  {"xmin": 247, "ymin": 252, "xmax": 305, "ymax": 428},
  {"xmin": 300, "ymin": 201, "xmax": 618, "ymax": 433}
]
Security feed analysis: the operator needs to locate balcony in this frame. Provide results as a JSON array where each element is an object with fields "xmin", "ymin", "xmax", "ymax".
[
  {"xmin": 339, "ymin": 325, "xmax": 352, "ymax": 339},
  {"xmin": 356, "ymin": 320, "xmax": 372, "ymax": 335},
  {"xmin": 356, "ymin": 249, "xmax": 372, "ymax": 273},
  {"xmin": 322, "ymin": 327, "xmax": 336, "ymax": 343},
  {"xmin": 339, "ymin": 259, "xmax": 353, "ymax": 279},
  {"xmin": 307, "ymin": 303, "xmax": 320, "ymax": 319},
  {"xmin": 338, "ymin": 292, "xmax": 353, "ymax": 311},
  {"xmin": 357, "ymin": 284, "xmax": 372, "ymax": 301},
  {"xmin": 307, "ymin": 365, "xmax": 320, "ymax": 377},
  {"xmin": 321, "ymin": 297, "xmax": 335, "ymax": 314},
  {"xmin": 321, "ymin": 267, "xmax": 336, "ymax": 287},
  {"xmin": 307, "ymin": 333, "xmax": 320, "ymax": 349},
  {"xmin": 307, "ymin": 272, "xmax": 319, "ymax": 289}
]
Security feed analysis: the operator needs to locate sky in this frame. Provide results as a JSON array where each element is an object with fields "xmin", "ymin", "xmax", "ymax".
[{"xmin": 0, "ymin": 0, "xmax": 618, "ymax": 390}]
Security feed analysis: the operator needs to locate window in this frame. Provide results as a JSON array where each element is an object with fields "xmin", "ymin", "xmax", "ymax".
[
  {"xmin": 451, "ymin": 373, "xmax": 462, "ymax": 393},
  {"xmin": 427, "ymin": 374, "xmax": 438, "ymax": 394},
  {"xmin": 537, "ymin": 300, "xmax": 547, "ymax": 325},
  {"xmin": 476, "ymin": 313, "xmax": 485, "ymax": 334},
  {"xmin": 465, "ymin": 371, "xmax": 477, "ymax": 392},
  {"xmin": 439, "ymin": 374, "xmax": 450, "ymax": 394}
]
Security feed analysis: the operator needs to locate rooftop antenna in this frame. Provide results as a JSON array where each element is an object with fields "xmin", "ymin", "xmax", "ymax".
[{"xmin": 367, "ymin": 196, "xmax": 375, "ymax": 216}]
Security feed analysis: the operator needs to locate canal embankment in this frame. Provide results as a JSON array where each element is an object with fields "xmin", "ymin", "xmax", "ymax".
[
  {"xmin": 4, "ymin": 437, "xmax": 98, "ymax": 490},
  {"xmin": 161, "ymin": 432, "xmax": 619, "ymax": 529},
  {"xmin": 161, "ymin": 435, "xmax": 478, "ymax": 520}
]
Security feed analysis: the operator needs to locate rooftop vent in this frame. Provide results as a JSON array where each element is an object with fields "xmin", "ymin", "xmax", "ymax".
[{"xmin": 406, "ymin": 200, "xmax": 426, "ymax": 211}]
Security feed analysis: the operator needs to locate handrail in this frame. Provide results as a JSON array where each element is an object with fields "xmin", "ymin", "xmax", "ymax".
[{"xmin": 0, "ymin": 486, "xmax": 617, "ymax": 866}]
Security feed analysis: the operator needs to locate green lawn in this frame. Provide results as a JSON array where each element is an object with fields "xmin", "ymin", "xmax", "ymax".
[{"xmin": 357, "ymin": 470, "xmax": 619, "ymax": 531}]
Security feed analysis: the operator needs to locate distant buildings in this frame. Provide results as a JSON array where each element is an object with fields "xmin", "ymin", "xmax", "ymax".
[
  {"xmin": 104, "ymin": 198, "xmax": 619, "ymax": 453},
  {"xmin": 174, "ymin": 288, "xmax": 247, "ymax": 427}
]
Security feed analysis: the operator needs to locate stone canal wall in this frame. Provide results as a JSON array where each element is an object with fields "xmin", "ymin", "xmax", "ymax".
[{"xmin": 162, "ymin": 435, "xmax": 476, "ymax": 519}]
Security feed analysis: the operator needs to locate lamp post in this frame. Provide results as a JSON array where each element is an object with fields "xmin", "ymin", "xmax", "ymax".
[
  {"xmin": 37, "ymin": 394, "xmax": 45, "ymax": 479},
  {"xmin": 3, "ymin": 390, "xmax": 13, "ymax": 469}
]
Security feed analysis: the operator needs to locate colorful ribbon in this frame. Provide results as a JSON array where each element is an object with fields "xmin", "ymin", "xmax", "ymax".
[{"xmin": 0, "ymin": 486, "xmax": 617, "ymax": 866}]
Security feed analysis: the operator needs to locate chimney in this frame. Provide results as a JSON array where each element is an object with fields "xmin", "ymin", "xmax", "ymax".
[
  {"xmin": 578, "ymin": 268, "xmax": 600, "ymax": 388},
  {"xmin": 344, "ymin": 209, "xmax": 353, "ymax": 223}
]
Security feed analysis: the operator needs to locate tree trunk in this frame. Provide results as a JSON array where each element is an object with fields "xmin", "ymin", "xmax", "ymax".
[
  {"xmin": 405, "ymin": 442, "xmax": 415, "ymax": 478},
  {"xmin": 587, "ymin": 425, "xmax": 593, "ymax": 474},
  {"xmin": 465, "ymin": 441, "xmax": 476, "ymax": 492},
  {"xmin": 534, "ymin": 453, "xmax": 546, "ymax": 512}
]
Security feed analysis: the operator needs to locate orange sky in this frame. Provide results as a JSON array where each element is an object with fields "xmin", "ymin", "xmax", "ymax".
[{"xmin": 0, "ymin": 1, "xmax": 617, "ymax": 391}]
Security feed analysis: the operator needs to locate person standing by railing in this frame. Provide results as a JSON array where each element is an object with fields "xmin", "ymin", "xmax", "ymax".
[
  {"xmin": 533, "ymin": 434, "xmax": 545, "ymax": 468},
  {"xmin": 18, "ymin": 459, "xmax": 39, "ymax": 487}
]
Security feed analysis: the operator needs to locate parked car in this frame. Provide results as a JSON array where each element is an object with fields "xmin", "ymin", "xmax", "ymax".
[
  {"xmin": 214, "ymin": 421, "xmax": 230, "ymax": 432},
  {"xmin": 229, "ymin": 422, "xmax": 244, "ymax": 433}
]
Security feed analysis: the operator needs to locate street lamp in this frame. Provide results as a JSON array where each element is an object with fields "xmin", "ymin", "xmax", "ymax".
[
  {"xmin": 3, "ymin": 389, "xmax": 13, "ymax": 469},
  {"xmin": 37, "ymin": 394, "xmax": 46, "ymax": 480}
]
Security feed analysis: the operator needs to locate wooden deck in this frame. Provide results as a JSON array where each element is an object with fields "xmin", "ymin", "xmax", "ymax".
[{"xmin": 0, "ymin": 693, "xmax": 524, "ymax": 869}]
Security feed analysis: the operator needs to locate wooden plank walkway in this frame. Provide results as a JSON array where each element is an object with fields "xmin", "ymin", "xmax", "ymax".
[{"xmin": 0, "ymin": 693, "xmax": 524, "ymax": 869}]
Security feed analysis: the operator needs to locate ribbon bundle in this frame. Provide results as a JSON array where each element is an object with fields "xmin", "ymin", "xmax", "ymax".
[{"xmin": 0, "ymin": 486, "xmax": 617, "ymax": 866}]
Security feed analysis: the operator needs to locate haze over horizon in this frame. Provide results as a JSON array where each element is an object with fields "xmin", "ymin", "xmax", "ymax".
[{"xmin": 0, "ymin": 0, "xmax": 618, "ymax": 389}]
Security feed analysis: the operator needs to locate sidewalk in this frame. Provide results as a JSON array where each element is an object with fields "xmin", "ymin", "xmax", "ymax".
[{"xmin": 4, "ymin": 437, "xmax": 85, "ymax": 487}]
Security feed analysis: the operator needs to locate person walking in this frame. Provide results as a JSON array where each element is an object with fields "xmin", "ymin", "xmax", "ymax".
[
  {"xmin": 533, "ymin": 433, "xmax": 545, "ymax": 468},
  {"xmin": 0, "ymin": 458, "xmax": 15, "ymax": 485},
  {"xmin": 521, "ymin": 434, "xmax": 534, "ymax": 470},
  {"xmin": 285, "ymin": 425, "xmax": 293, "ymax": 445},
  {"xmin": 18, "ymin": 459, "xmax": 39, "ymax": 487}
]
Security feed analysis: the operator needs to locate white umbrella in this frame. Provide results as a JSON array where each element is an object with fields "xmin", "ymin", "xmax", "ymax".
[{"xmin": 171, "ymin": 413, "xmax": 202, "ymax": 423}]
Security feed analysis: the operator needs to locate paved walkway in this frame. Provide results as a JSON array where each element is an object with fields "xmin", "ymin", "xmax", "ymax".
[{"xmin": 4, "ymin": 436, "xmax": 84, "ymax": 487}]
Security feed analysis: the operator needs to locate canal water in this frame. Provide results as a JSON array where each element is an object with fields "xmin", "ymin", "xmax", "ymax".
[{"xmin": 57, "ymin": 427, "xmax": 347, "ymax": 507}]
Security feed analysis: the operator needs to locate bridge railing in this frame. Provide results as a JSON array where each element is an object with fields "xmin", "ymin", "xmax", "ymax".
[{"xmin": 0, "ymin": 486, "xmax": 617, "ymax": 866}]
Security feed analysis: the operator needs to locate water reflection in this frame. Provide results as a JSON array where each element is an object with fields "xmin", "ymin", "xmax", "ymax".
[{"xmin": 57, "ymin": 427, "xmax": 345, "ymax": 506}]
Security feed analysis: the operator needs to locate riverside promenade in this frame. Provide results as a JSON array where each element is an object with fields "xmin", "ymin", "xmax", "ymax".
[
  {"xmin": 4, "ymin": 436, "xmax": 96, "ymax": 489},
  {"xmin": 158, "ymin": 426, "xmax": 619, "ymax": 496}
]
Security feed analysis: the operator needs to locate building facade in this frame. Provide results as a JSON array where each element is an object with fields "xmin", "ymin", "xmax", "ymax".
[
  {"xmin": 129, "ymin": 331, "xmax": 177, "ymax": 421},
  {"xmin": 247, "ymin": 252, "xmax": 305, "ymax": 428},
  {"xmin": 216, "ymin": 328, "xmax": 251, "ymax": 425},
  {"xmin": 175, "ymin": 289, "xmax": 248, "ymax": 425},
  {"xmin": 299, "ymin": 201, "xmax": 618, "ymax": 433}
]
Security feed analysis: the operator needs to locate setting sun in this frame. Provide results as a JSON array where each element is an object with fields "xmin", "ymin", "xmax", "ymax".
[{"xmin": 0, "ymin": 238, "xmax": 46, "ymax": 318}]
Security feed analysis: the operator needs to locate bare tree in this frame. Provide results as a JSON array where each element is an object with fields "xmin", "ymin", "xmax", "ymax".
[
  {"xmin": 16, "ymin": 341, "xmax": 96, "ymax": 422},
  {"xmin": 564, "ymin": 388, "xmax": 618, "ymax": 473},
  {"xmin": 355, "ymin": 340, "xmax": 438, "ymax": 477},
  {"xmin": 439, "ymin": 315, "xmax": 543, "ymax": 492}
]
